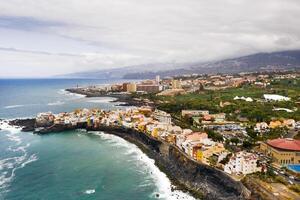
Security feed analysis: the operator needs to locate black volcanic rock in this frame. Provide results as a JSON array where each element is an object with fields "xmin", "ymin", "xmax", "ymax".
[{"xmin": 9, "ymin": 118, "xmax": 36, "ymax": 132}]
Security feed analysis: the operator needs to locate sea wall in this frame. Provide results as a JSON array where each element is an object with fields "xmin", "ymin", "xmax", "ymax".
[{"xmin": 8, "ymin": 119, "xmax": 251, "ymax": 200}]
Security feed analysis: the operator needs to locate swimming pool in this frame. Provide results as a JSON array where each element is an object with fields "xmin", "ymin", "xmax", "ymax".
[{"xmin": 287, "ymin": 164, "xmax": 300, "ymax": 173}]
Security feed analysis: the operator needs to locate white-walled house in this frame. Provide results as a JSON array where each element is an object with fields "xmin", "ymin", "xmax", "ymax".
[{"xmin": 224, "ymin": 151, "xmax": 261, "ymax": 175}]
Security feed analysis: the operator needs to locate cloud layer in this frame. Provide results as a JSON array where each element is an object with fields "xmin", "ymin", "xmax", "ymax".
[{"xmin": 0, "ymin": 0, "xmax": 300, "ymax": 77}]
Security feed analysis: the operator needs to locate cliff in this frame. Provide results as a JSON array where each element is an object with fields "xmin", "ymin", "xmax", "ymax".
[
  {"xmin": 88, "ymin": 126, "xmax": 250, "ymax": 200},
  {"xmin": 8, "ymin": 119, "xmax": 251, "ymax": 200}
]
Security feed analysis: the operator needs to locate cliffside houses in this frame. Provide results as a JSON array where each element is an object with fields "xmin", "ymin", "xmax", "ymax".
[
  {"xmin": 153, "ymin": 109, "xmax": 172, "ymax": 124},
  {"xmin": 177, "ymin": 132, "xmax": 226, "ymax": 164},
  {"xmin": 35, "ymin": 107, "xmax": 229, "ymax": 168},
  {"xmin": 224, "ymin": 151, "xmax": 261, "ymax": 175},
  {"xmin": 36, "ymin": 112, "xmax": 55, "ymax": 127}
]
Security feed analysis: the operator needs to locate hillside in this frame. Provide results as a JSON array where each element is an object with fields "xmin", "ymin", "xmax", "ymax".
[{"xmin": 57, "ymin": 50, "xmax": 300, "ymax": 79}]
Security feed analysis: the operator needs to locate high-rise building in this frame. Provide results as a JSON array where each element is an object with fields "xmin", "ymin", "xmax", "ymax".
[
  {"xmin": 127, "ymin": 83, "xmax": 137, "ymax": 93},
  {"xmin": 156, "ymin": 75, "xmax": 160, "ymax": 84},
  {"xmin": 137, "ymin": 84, "xmax": 161, "ymax": 93},
  {"xmin": 122, "ymin": 83, "xmax": 129, "ymax": 92}
]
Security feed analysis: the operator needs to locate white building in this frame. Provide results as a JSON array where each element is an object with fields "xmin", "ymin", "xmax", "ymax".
[
  {"xmin": 224, "ymin": 151, "xmax": 261, "ymax": 175},
  {"xmin": 263, "ymin": 94, "xmax": 290, "ymax": 101},
  {"xmin": 153, "ymin": 109, "xmax": 172, "ymax": 124},
  {"xmin": 233, "ymin": 96, "xmax": 253, "ymax": 102},
  {"xmin": 181, "ymin": 110, "xmax": 209, "ymax": 117},
  {"xmin": 254, "ymin": 122, "xmax": 269, "ymax": 133},
  {"xmin": 156, "ymin": 75, "xmax": 160, "ymax": 84}
]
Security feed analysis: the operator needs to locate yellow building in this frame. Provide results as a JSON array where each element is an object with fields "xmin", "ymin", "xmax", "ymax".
[
  {"xmin": 127, "ymin": 83, "xmax": 137, "ymax": 93},
  {"xmin": 269, "ymin": 120, "xmax": 282, "ymax": 129},
  {"xmin": 193, "ymin": 143, "xmax": 225, "ymax": 164},
  {"xmin": 171, "ymin": 79, "xmax": 181, "ymax": 89},
  {"xmin": 151, "ymin": 128, "xmax": 159, "ymax": 138},
  {"xmin": 260, "ymin": 138, "xmax": 300, "ymax": 165}
]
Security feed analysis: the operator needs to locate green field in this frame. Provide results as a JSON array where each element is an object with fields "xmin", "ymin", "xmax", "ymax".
[{"xmin": 137, "ymin": 78, "xmax": 300, "ymax": 124}]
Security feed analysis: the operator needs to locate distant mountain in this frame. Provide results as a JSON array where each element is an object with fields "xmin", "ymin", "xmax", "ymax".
[
  {"xmin": 58, "ymin": 50, "xmax": 300, "ymax": 79},
  {"xmin": 124, "ymin": 50, "xmax": 300, "ymax": 79},
  {"xmin": 56, "ymin": 63, "xmax": 185, "ymax": 79}
]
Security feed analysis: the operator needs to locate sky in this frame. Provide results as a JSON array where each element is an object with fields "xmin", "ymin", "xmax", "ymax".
[{"xmin": 0, "ymin": 0, "xmax": 300, "ymax": 78}]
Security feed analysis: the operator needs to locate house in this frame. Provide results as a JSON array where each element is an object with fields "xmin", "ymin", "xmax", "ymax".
[
  {"xmin": 269, "ymin": 120, "xmax": 282, "ymax": 129},
  {"xmin": 263, "ymin": 94, "xmax": 290, "ymax": 101},
  {"xmin": 282, "ymin": 119, "xmax": 296, "ymax": 129},
  {"xmin": 224, "ymin": 151, "xmax": 261, "ymax": 175},
  {"xmin": 213, "ymin": 113, "xmax": 226, "ymax": 123},
  {"xmin": 153, "ymin": 109, "xmax": 172, "ymax": 124},
  {"xmin": 36, "ymin": 112, "xmax": 55, "ymax": 127},
  {"xmin": 181, "ymin": 110, "xmax": 209, "ymax": 118},
  {"xmin": 255, "ymin": 122, "xmax": 269, "ymax": 132}
]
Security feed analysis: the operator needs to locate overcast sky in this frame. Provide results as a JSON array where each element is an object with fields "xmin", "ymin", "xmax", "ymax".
[{"xmin": 0, "ymin": 0, "xmax": 300, "ymax": 78}]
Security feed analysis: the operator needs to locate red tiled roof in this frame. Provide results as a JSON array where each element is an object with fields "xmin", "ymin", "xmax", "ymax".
[{"xmin": 267, "ymin": 138, "xmax": 300, "ymax": 151}]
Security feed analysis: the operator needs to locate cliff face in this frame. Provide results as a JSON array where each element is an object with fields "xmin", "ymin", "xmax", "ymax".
[
  {"xmin": 88, "ymin": 126, "xmax": 251, "ymax": 200},
  {"xmin": 9, "ymin": 119, "xmax": 251, "ymax": 200}
]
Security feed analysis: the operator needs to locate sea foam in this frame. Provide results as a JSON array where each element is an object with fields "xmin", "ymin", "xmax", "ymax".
[
  {"xmin": 0, "ymin": 122, "xmax": 38, "ymax": 191},
  {"xmin": 84, "ymin": 189, "xmax": 95, "ymax": 194},
  {"xmin": 58, "ymin": 89, "xmax": 86, "ymax": 98},
  {"xmin": 90, "ymin": 131, "xmax": 196, "ymax": 200},
  {"xmin": 4, "ymin": 105, "xmax": 24, "ymax": 109},
  {"xmin": 87, "ymin": 97, "xmax": 117, "ymax": 103},
  {"xmin": 47, "ymin": 101, "xmax": 65, "ymax": 106}
]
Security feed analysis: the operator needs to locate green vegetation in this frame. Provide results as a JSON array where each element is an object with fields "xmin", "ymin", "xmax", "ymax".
[
  {"xmin": 138, "ymin": 79, "xmax": 300, "ymax": 124},
  {"xmin": 289, "ymin": 184, "xmax": 300, "ymax": 195},
  {"xmin": 274, "ymin": 176, "xmax": 288, "ymax": 185},
  {"xmin": 205, "ymin": 129, "xmax": 224, "ymax": 142}
]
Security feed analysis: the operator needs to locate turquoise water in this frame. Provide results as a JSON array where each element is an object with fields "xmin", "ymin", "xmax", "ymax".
[
  {"xmin": 287, "ymin": 165, "xmax": 300, "ymax": 173},
  {"xmin": 0, "ymin": 79, "xmax": 195, "ymax": 200}
]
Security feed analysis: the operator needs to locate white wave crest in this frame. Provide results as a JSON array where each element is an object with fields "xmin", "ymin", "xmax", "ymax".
[
  {"xmin": 90, "ymin": 132, "xmax": 196, "ymax": 200},
  {"xmin": 84, "ymin": 189, "xmax": 95, "ymax": 194},
  {"xmin": 47, "ymin": 101, "xmax": 65, "ymax": 106},
  {"xmin": 0, "ymin": 122, "xmax": 38, "ymax": 190},
  {"xmin": 4, "ymin": 105, "xmax": 24, "ymax": 109},
  {"xmin": 58, "ymin": 89, "xmax": 86, "ymax": 98},
  {"xmin": 87, "ymin": 97, "xmax": 117, "ymax": 103}
]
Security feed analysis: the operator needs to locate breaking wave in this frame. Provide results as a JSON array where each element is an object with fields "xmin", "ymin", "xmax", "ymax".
[
  {"xmin": 58, "ymin": 89, "xmax": 86, "ymax": 98},
  {"xmin": 84, "ymin": 189, "xmax": 95, "ymax": 194},
  {"xmin": 4, "ymin": 105, "xmax": 24, "ymax": 109},
  {"xmin": 0, "ymin": 122, "xmax": 38, "ymax": 192},
  {"xmin": 87, "ymin": 97, "xmax": 117, "ymax": 103},
  {"xmin": 47, "ymin": 101, "xmax": 65, "ymax": 106},
  {"xmin": 90, "ymin": 131, "xmax": 196, "ymax": 200}
]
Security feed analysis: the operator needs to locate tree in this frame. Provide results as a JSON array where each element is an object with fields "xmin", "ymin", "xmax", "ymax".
[
  {"xmin": 242, "ymin": 140, "xmax": 253, "ymax": 149},
  {"xmin": 230, "ymin": 137, "xmax": 240, "ymax": 145},
  {"xmin": 206, "ymin": 129, "xmax": 224, "ymax": 142}
]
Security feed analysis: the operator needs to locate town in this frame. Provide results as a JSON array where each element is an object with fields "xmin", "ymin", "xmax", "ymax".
[{"xmin": 37, "ymin": 70, "xmax": 300, "ymax": 199}]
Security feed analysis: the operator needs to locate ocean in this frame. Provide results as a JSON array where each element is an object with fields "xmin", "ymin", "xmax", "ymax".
[{"xmin": 0, "ymin": 79, "xmax": 195, "ymax": 200}]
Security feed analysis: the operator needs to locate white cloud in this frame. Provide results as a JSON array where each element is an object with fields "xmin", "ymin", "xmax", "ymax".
[{"xmin": 0, "ymin": 0, "xmax": 300, "ymax": 77}]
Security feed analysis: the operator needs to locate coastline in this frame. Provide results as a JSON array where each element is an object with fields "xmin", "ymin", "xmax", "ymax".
[
  {"xmin": 65, "ymin": 88, "xmax": 151, "ymax": 107},
  {"xmin": 8, "ymin": 119, "xmax": 251, "ymax": 200}
]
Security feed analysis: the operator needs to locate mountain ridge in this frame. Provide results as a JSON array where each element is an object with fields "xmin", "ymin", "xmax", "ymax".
[{"xmin": 57, "ymin": 49, "xmax": 300, "ymax": 79}]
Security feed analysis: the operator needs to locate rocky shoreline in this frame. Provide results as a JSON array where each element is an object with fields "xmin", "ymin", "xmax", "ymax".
[
  {"xmin": 65, "ymin": 88, "xmax": 154, "ymax": 107},
  {"xmin": 7, "ymin": 118, "xmax": 252, "ymax": 200}
]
